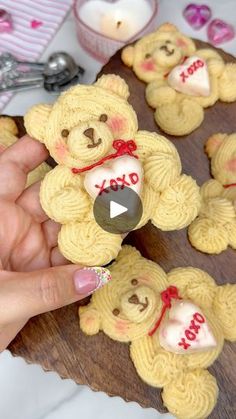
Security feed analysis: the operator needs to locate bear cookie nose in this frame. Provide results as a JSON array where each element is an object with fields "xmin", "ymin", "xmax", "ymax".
[{"xmin": 121, "ymin": 286, "xmax": 157, "ymax": 323}]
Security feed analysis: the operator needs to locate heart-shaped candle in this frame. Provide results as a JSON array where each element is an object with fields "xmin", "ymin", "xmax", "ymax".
[
  {"xmin": 207, "ymin": 19, "xmax": 235, "ymax": 46},
  {"xmin": 183, "ymin": 4, "xmax": 212, "ymax": 30},
  {"xmin": 168, "ymin": 56, "xmax": 210, "ymax": 97},
  {"xmin": 78, "ymin": 0, "xmax": 153, "ymax": 41},
  {"xmin": 84, "ymin": 155, "xmax": 143, "ymax": 199},
  {"xmin": 159, "ymin": 300, "xmax": 217, "ymax": 354}
]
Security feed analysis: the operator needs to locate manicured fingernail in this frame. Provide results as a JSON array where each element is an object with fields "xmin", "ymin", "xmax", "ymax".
[{"xmin": 74, "ymin": 267, "xmax": 111, "ymax": 295}]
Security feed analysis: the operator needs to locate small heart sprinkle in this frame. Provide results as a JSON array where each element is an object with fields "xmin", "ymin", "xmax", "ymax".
[{"xmin": 31, "ymin": 19, "xmax": 43, "ymax": 29}]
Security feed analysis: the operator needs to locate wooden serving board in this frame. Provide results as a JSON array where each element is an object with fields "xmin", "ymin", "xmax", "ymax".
[{"xmin": 8, "ymin": 40, "xmax": 236, "ymax": 418}]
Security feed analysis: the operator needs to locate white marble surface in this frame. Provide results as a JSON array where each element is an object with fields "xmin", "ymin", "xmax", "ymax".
[{"xmin": 1, "ymin": 1, "xmax": 236, "ymax": 418}]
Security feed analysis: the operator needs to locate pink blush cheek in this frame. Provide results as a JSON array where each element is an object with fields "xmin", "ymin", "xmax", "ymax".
[
  {"xmin": 226, "ymin": 158, "xmax": 236, "ymax": 172},
  {"xmin": 176, "ymin": 38, "xmax": 187, "ymax": 48},
  {"xmin": 107, "ymin": 116, "xmax": 128, "ymax": 137},
  {"xmin": 54, "ymin": 141, "xmax": 69, "ymax": 162},
  {"xmin": 115, "ymin": 319, "xmax": 129, "ymax": 335},
  {"xmin": 140, "ymin": 59, "xmax": 156, "ymax": 72}
]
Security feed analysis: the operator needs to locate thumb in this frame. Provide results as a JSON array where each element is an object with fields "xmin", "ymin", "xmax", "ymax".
[{"xmin": 0, "ymin": 265, "xmax": 110, "ymax": 323}]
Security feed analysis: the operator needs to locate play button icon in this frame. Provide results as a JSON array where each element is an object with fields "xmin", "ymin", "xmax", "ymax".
[
  {"xmin": 110, "ymin": 201, "xmax": 128, "ymax": 219},
  {"xmin": 93, "ymin": 185, "xmax": 143, "ymax": 234}
]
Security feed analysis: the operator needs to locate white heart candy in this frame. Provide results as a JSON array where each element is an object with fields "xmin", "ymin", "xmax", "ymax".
[
  {"xmin": 159, "ymin": 300, "xmax": 217, "ymax": 354},
  {"xmin": 167, "ymin": 56, "xmax": 210, "ymax": 97},
  {"xmin": 84, "ymin": 155, "xmax": 143, "ymax": 199}
]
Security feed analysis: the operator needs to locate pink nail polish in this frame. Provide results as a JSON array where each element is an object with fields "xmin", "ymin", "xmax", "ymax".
[{"xmin": 74, "ymin": 267, "xmax": 111, "ymax": 295}]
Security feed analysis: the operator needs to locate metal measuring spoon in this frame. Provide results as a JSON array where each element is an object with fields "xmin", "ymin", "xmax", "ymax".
[
  {"xmin": 0, "ymin": 52, "xmax": 44, "ymax": 73},
  {"xmin": 0, "ymin": 52, "xmax": 85, "ymax": 92}
]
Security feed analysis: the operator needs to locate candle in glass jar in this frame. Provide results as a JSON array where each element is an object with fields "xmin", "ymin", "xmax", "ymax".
[{"xmin": 79, "ymin": 0, "xmax": 153, "ymax": 41}]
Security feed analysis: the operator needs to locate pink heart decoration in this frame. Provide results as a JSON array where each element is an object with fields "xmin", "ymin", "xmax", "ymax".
[
  {"xmin": 183, "ymin": 3, "xmax": 211, "ymax": 30},
  {"xmin": 159, "ymin": 300, "xmax": 217, "ymax": 354},
  {"xmin": 31, "ymin": 19, "xmax": 43, "ymax": 29},
  {"xmin": 207, "ymin": 19, "xmax": 235, "ymax": 46}
]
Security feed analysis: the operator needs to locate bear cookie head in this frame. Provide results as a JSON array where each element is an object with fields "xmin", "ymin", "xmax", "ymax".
[
  {"xmin": 79, "ymin": 245, "xmax": 236, "ymax": 419},
  {"xmin": 121, "ymin": 23, "xmax": 196, "ymax": 83},
  {"xmin": 79, "ymin": 246, "xmax": 169, "ymax": 341},
  {"xmin": 24, "ymin": 74, "xmax": 138, "ymax": 169}
]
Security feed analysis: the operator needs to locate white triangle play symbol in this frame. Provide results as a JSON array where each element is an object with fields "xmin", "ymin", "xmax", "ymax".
[{"xmin": 110, "ymin": 201, "xmax": 128, "ymax": 219}]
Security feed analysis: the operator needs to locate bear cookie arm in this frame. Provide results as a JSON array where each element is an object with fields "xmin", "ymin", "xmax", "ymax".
[{"xmin": 79, "ymin": 245, "xmax": 236, "ymax": 419}]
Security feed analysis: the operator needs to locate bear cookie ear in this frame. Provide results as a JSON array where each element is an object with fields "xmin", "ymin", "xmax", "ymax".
[
  {"xmin": 95, "ymin": 74, "xmax": 130, "ymax": 100},
  {"xmin": 121, "ymin": 45, "xmax": 135, "ymax": 68},
  {"xmin": 79, "ymin": 305, "xmax": 101, "ymax": 336},
  {"xmin": 205, "ymin": 133, "xmax": 228, "ymax": 158},
  {"xmin": 24, "ymin": 103, "xmax": 52, "ymax": 143}
]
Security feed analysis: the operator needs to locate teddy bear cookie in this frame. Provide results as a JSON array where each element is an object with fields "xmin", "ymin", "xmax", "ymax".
[
  {"xmin": 0, "ymin": 116, "xmax": 50, "ymax": 187},
  {"xmin": 188, "ymin": 133, "xmax": 236, "ymax": 254},
  {"xmin": 121, "ymin": 23, "xmax": 236, "ymax": 136},
  {"xmin": 24, "ymin": 74, "xmax": 200, "ymax": 267},
  {"xmin": 79, "ymin": 245, "xmax": 236, "ymax": 419}
]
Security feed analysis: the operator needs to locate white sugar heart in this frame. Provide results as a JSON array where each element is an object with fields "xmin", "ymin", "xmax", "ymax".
[
  {"xmin": 167, "ymin": 56, "xmax": 210, "ymax": 97},
  {"xmin": 159, "ymin": 300, "xmax": 217, "ymax": 354},
  {"xmin": 84, "ymin": 155, "xmax": 143, "ymax": 199}
]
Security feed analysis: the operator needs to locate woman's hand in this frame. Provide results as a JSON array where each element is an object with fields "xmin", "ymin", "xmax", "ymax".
[{"xmin": 0, "ymin": 135, "xmax": 108, "ymax": 351}]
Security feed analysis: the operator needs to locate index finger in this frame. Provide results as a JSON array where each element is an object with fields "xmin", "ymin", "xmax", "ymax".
[{"xmin": 0, "ymin": 135, "xmax": 48, "ymax": 201}]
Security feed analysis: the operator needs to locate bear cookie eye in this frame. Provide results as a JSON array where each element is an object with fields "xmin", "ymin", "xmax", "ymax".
[
  {"xmin": 131, "ymin": 279, "xmax": 138, "ymax": 286},
  {"xmin": 61, "ymin": 129, "xmax": 69, "ymax": 138},
  {"xmin": 113, "ymin": 308, "xmax": 120, "ymax": 316},
  {"xmin": 99, "ymin": 114, "xmax": 108, "ymax": 122}
]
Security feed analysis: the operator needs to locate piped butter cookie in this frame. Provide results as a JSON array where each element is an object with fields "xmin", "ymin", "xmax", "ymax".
[
  {"xmin": 122, "ymin": 23, "xmax": 236, "ymax": 136},
  {"xmin": 79, "ymin": 245, "xmax": 236, "ymax": 419}
]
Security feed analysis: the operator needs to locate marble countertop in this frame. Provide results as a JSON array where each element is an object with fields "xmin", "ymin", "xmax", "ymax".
[{"xmin": 1, "ymin": 0, "xmax": 236, "ymax": 418}]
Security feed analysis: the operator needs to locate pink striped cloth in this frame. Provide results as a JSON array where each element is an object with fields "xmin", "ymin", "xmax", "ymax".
[{"xmin": 0, "ymin": 0, "xmax": 73, "ymax": 112}]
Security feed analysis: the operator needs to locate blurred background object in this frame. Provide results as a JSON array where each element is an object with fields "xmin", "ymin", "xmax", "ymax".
[{"xmin": 73, "ymin": 0, "xmax": 158, "ymax": 62}]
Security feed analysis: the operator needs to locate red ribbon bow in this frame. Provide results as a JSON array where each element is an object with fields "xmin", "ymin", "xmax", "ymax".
[
  {"xmin": 72, "ymin": 139, "xmax": 138, "ymax": 174},
  {"xmin": 148, "ymin": 286, "xmax": 181, "ymax": 337},
  {"xmin": 223, "ymin": 183, "xmax": 236, "ymax": 189}
]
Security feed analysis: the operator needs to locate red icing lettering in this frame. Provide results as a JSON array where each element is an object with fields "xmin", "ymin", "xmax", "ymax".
[
  {"xmin": 185, "ymin": 329, "xmax": 196, "ymax": 341},
  {"xmin": 117, "ymin": 174, "xmax": 130, "ymax": 189},
  {"xmin": 177, "ymin": 311, "xmax": 206, "ymax": 350},
  {"xmin": 110, "ymin": 178, "xmax": 118, "ymax": 191},
  {"xmin": 178, "ymin": 338, "xmax": 191, "ymax": 350},
  {"xmin": 95, "ymin": 180, "xmax": 108, "ymax": 195},
  {"xmin": 129, "ymin": 172, "xmax": 139, "ymax": 185},
  {"xmin": 193, "ymin": 312, "xmax": 205, "ymax": 324},
  {"xmin": 189, "ymin": 319, "xmax": 200, "ymax": 334},
  {"xmin": 95, "ymin": 172, "xmax": 139, "ymax": 195},
  {"xmin": 180, "ymin": 59, "xmax": 205, "ymax": 82},
  {"xmin": 180, "ymin": 71, "xmax": 188, "ymax": 82},
  {"xmin": 197, "ymin": 59, "xmax": 204, "ymax": 67}
]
